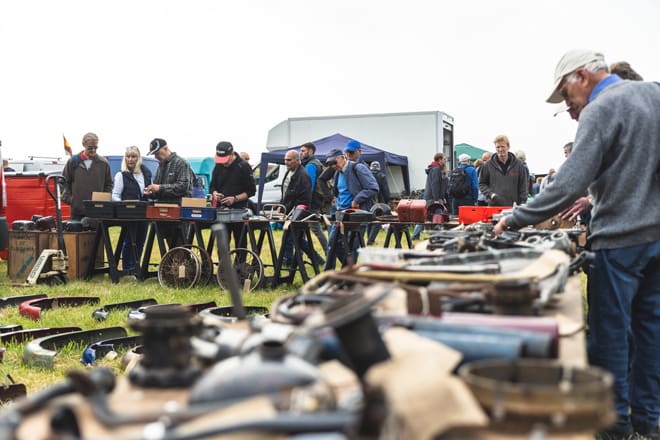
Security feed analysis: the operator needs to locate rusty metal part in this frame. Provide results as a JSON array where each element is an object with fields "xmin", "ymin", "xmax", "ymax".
[
  {"xmin": 184, "ymin": 301, "xmax": 217, "ymax": 314},
  {"xmin": 0, "ymin": 374, "xmax": 27, "ymax": 404},
  {"xmin": 0, "ymin": 325, "xmax": 23, "ymax": 334},
  {"xmin": 24, "ymin": 327, "xmax": 127, "ymax": 369},
  {"xmin": 459, "ymin": 359, "xmax": 616, "ymax": 432},
  {"xmin": 92, "ymin": 298, "xmax": 158, "ymax": 321},
  {"xmin": 128, "ymin": 304, "xmax": 201, "ymax": 388},
  {"xmin": 19, "ymin": 296, "xmax": 100, "ymax": 320},
  {"xmin": 0, "ymin": 294, "xmax": 48, "ymax": 310},
  {"xmin": 1, "ymin": 327, "xmax": 82, "ymax": 344}
]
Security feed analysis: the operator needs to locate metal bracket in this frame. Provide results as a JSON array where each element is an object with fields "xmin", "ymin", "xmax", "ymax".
[
  {"xmin": 24, "ymin": 327, "xmax": 127, "ymax": 368},
  {"xmin": 19, "ymin": 296, "xmax": 100, "ymax": 320}
]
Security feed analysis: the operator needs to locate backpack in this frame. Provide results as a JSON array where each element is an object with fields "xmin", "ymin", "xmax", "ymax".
[
  {"xmin": 310, "ymin": 158, "xmax": 334, "ymax": 207},
  {"xmin": 448, "ymin": 166, "xmax": 471, "ymax": 198}
]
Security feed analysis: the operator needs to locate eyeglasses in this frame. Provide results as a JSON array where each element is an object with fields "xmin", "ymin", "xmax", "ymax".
[{"xmin": 85, "ymin": 146, "xmax": 98, "ymax": 150}]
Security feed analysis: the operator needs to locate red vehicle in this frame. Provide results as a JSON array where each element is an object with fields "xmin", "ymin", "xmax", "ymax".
[
  {"xmin": 1, "ymin": 156, "xmax": 70, "ymax": 260},
  {"xmin": 0, "ymin": 141, "xmax": 8, "ymax": 259}
]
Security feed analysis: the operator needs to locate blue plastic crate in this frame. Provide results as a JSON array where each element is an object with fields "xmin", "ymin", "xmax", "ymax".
[{"xmin": 180, "ymin": 207, "xmax": 216, "ymax": 221}]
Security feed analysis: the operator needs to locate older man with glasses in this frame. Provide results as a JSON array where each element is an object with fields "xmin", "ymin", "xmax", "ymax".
[
  {"xmin": 494, "ymin": 49, "xmax": 660, "ymax": 439},
  {"xmin": 324, "ymin": 148, "xmax": 378, "ymax": 269},
  {"xmin": 62, "ymin": 132, "xmax": 113, "ymax": 221}
]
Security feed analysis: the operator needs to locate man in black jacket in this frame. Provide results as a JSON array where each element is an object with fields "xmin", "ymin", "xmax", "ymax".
[
  {"xmin": 478, "ymin": 135, "xmax": 529, "ymax": 206},
  {"xmin": 280, "ymin": 150, "xmax": 323, "ymax": 267},
  {"xmin": 210, "ymin": 141, "xmax": 256, "ymax": 249},
  {"xmin": 145, "ymin": 137, "xmax": 193, "ymax": 248}
]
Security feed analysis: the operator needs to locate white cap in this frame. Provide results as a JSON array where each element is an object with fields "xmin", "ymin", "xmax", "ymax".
[
  {"xmin": 547, "ymin": 49, "xmax": 605, "ymax": 103},
  {"xmin": 458, "ymin": 153, "xmax": 471, "ymax": 163}
]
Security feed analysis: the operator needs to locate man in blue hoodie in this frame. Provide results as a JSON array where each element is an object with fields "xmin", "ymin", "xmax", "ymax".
[{"xmin": 494, "ymin": 49, "xmax": 660, "ymax": 439}]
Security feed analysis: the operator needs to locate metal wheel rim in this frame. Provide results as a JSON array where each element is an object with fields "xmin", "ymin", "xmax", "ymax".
[
  {"xmin": 183, "ymin": 244, "xmax": 213, "ymax": 286},
  {"xmin": 216, "ymin": 248, "xmax": 264, "ymax": 292},
  {"xmin": 158, "ymin": 247, "xmax": 201, "ymax": 289}
]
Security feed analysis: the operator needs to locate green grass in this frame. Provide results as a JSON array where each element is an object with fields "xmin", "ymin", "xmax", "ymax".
[{"xmin": 0, "ymin": 225, "xmax": 394, "ymax": 392}]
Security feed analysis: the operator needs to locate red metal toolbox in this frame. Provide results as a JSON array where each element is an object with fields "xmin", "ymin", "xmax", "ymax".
[
  {"xmin": 146, "ymin": 204, "xmax": 180, "ymax": 220},
  {"xmin": 396, "ymin": 199, "xmax": 427, "ymax": 223}
]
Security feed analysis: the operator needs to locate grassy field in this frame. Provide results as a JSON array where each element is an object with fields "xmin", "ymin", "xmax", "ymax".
[{"xmin": 0, "ymin": 224, "xmax": 372, "ymax": 392}]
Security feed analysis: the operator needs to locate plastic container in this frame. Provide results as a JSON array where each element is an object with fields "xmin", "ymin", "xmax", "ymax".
[
  {"xmin": 180, "ymin": 207, "xmax": 216, "ymax": 221},
  {"xmin": 115, "ymin": 201, "xmax": 148, "ymax": 219},
  {"xmin": 83, "ymin": 201, "xmax": 115, "ymax": 218},
  {"xmin": 458, "ymin": 206, "xmax": 511, "ymax": 225}
]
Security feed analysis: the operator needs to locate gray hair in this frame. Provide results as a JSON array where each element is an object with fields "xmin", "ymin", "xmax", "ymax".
[{"xmin": 565, "ymin": 60, "xmax": 609, "ymax": 83}]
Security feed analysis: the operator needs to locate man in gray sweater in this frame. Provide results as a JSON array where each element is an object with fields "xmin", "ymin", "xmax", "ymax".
[{"xmin": 494, "ymin": 49, "xmax": 660, "ymax": 439}]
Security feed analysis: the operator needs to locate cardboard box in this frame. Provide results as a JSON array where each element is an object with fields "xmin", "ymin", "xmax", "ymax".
[
  {"xmin": 49, "ymin": 232, "xmax": 104, "ymax": 280},
  {"xmin": 7, "ymin": 231, "xmax": 41, "ymax": 281},
  {"xmin": 7, "ymin": 231, "xmax": 104, "ymax": 281},
  {"xmin": 92, "ymin": 192, "xmax": 111, "ymax": 202},
  {"xmin": 181, "ymin": 197, "xmax": 207, "ymax": 208}
]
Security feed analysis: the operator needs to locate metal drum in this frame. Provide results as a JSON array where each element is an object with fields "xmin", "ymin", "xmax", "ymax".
[{"xmin": 459, "ymin": 358, "xmax": 616, "ymax": 433}]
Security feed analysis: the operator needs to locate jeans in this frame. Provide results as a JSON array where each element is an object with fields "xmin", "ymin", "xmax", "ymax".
[
  {"xmin": 587, "ymin": 240, "xmax": 660, "ymax": 435},
  {"xmin": 411, "ymin": 223, "xmax": 424, "ymax": 240},
  {"xmin": 325, "ymin": 223, "xmax": 366, "ymax": 270},
  {"xmin": 282, "ymin": 227, "xmax": 322, "ymax": 265},
  {"xmin": 121, "ymin": 221, "xmax": 148, "ymax": 272},
  {"xmin": 367, "ymin": 223, "xmax": 382, "ymax": 244}
]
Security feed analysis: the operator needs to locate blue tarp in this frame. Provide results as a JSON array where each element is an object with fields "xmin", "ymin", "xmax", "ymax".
[{"xmin": 257, "ymin": 133, "xmax": 410, "ymax": 205}]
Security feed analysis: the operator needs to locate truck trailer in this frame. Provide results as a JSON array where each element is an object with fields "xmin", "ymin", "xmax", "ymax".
[{"xmin": 266, "ymin": 110, "xmax": 455, "ymax": 193}]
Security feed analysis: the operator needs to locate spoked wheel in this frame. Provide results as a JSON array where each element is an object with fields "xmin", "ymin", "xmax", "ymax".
[
  {"xmin": 216, "ymin": 248, "xmax": 264, "ymax": 292},
  {"xmin": 158, "ymin": 247, "xmax": 201, "ymax": 289},
  {"xmin": 183, "ymin": 244, "xmax": 213, "ymax": 286}
]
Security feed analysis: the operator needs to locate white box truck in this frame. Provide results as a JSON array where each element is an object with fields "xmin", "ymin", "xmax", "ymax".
[{"xmin": 266, "ymin": 110, "xmax": 455, "ymax": 195}]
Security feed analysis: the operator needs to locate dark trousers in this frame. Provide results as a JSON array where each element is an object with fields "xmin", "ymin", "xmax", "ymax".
[
  {"xmin": 586, "ymin": 240, "xmax": 660, "ymax": 435},
  {"xmin": 121, "ymin": 221, "xmax": 148, "ymax": 271}
]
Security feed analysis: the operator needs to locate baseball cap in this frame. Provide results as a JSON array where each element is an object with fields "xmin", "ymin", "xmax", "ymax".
[
  {"xmin": 459, "ymin": 153, "xmax": 471, "ymax": 163},
  {"xmin": 345, "ymin": 140, "xmax": 361, "ymax": 153},
  {"xmin": 547, "ymin": 49, "xmax": 605, "ymax": 103},
  {"xmin": 325, "ymin": 149, "xmax": 344, "ymax": 164},
  {"xmin": 148, "ymin": 138, "xmax": 167, "ymax": 155},
  {"xmin": 215, "ymin": 141, "xmax": 234, "ymax": 164}
]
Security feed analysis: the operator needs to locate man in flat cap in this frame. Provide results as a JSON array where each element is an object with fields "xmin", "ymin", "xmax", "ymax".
[
  {"xmin": 144, "ymin": 138, "xmax": 193, "ymax": 247},
  {"xmin": 209, "ymin": 141, "xmax": 256, "ymax": 249},
  {"xmin": 494, "ymin": 49, "xmax": 660, "ymax": 439}
]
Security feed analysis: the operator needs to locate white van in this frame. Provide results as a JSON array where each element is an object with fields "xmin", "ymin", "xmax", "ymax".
[{"xmin": 250, "ymin": 163, "xmax": 285, "ymax": 205}]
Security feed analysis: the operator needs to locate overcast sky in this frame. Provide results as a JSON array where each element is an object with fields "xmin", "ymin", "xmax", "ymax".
[{"xmin": 1, "ymin": 0, "xmax": 658, "ymax": 173}]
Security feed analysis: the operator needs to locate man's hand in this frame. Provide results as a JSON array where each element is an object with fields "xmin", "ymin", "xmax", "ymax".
[
  {"xmin": 144, "ymin": 184, "xmax": 160, "ymax": 196},
  {"xmin": 220, "ymin": 195, "xmax": 236, "ymax": 206},
  {"xmin": 493, "ymin": 217, "xmax": 507, "ymax": 235},
  {"xmin": 560, "ymin": 196, "xmax": 591, "ymax": 222},
  {"xmin": 351, "ymin": 200, "xmax": 359, "ymax": 209}
]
